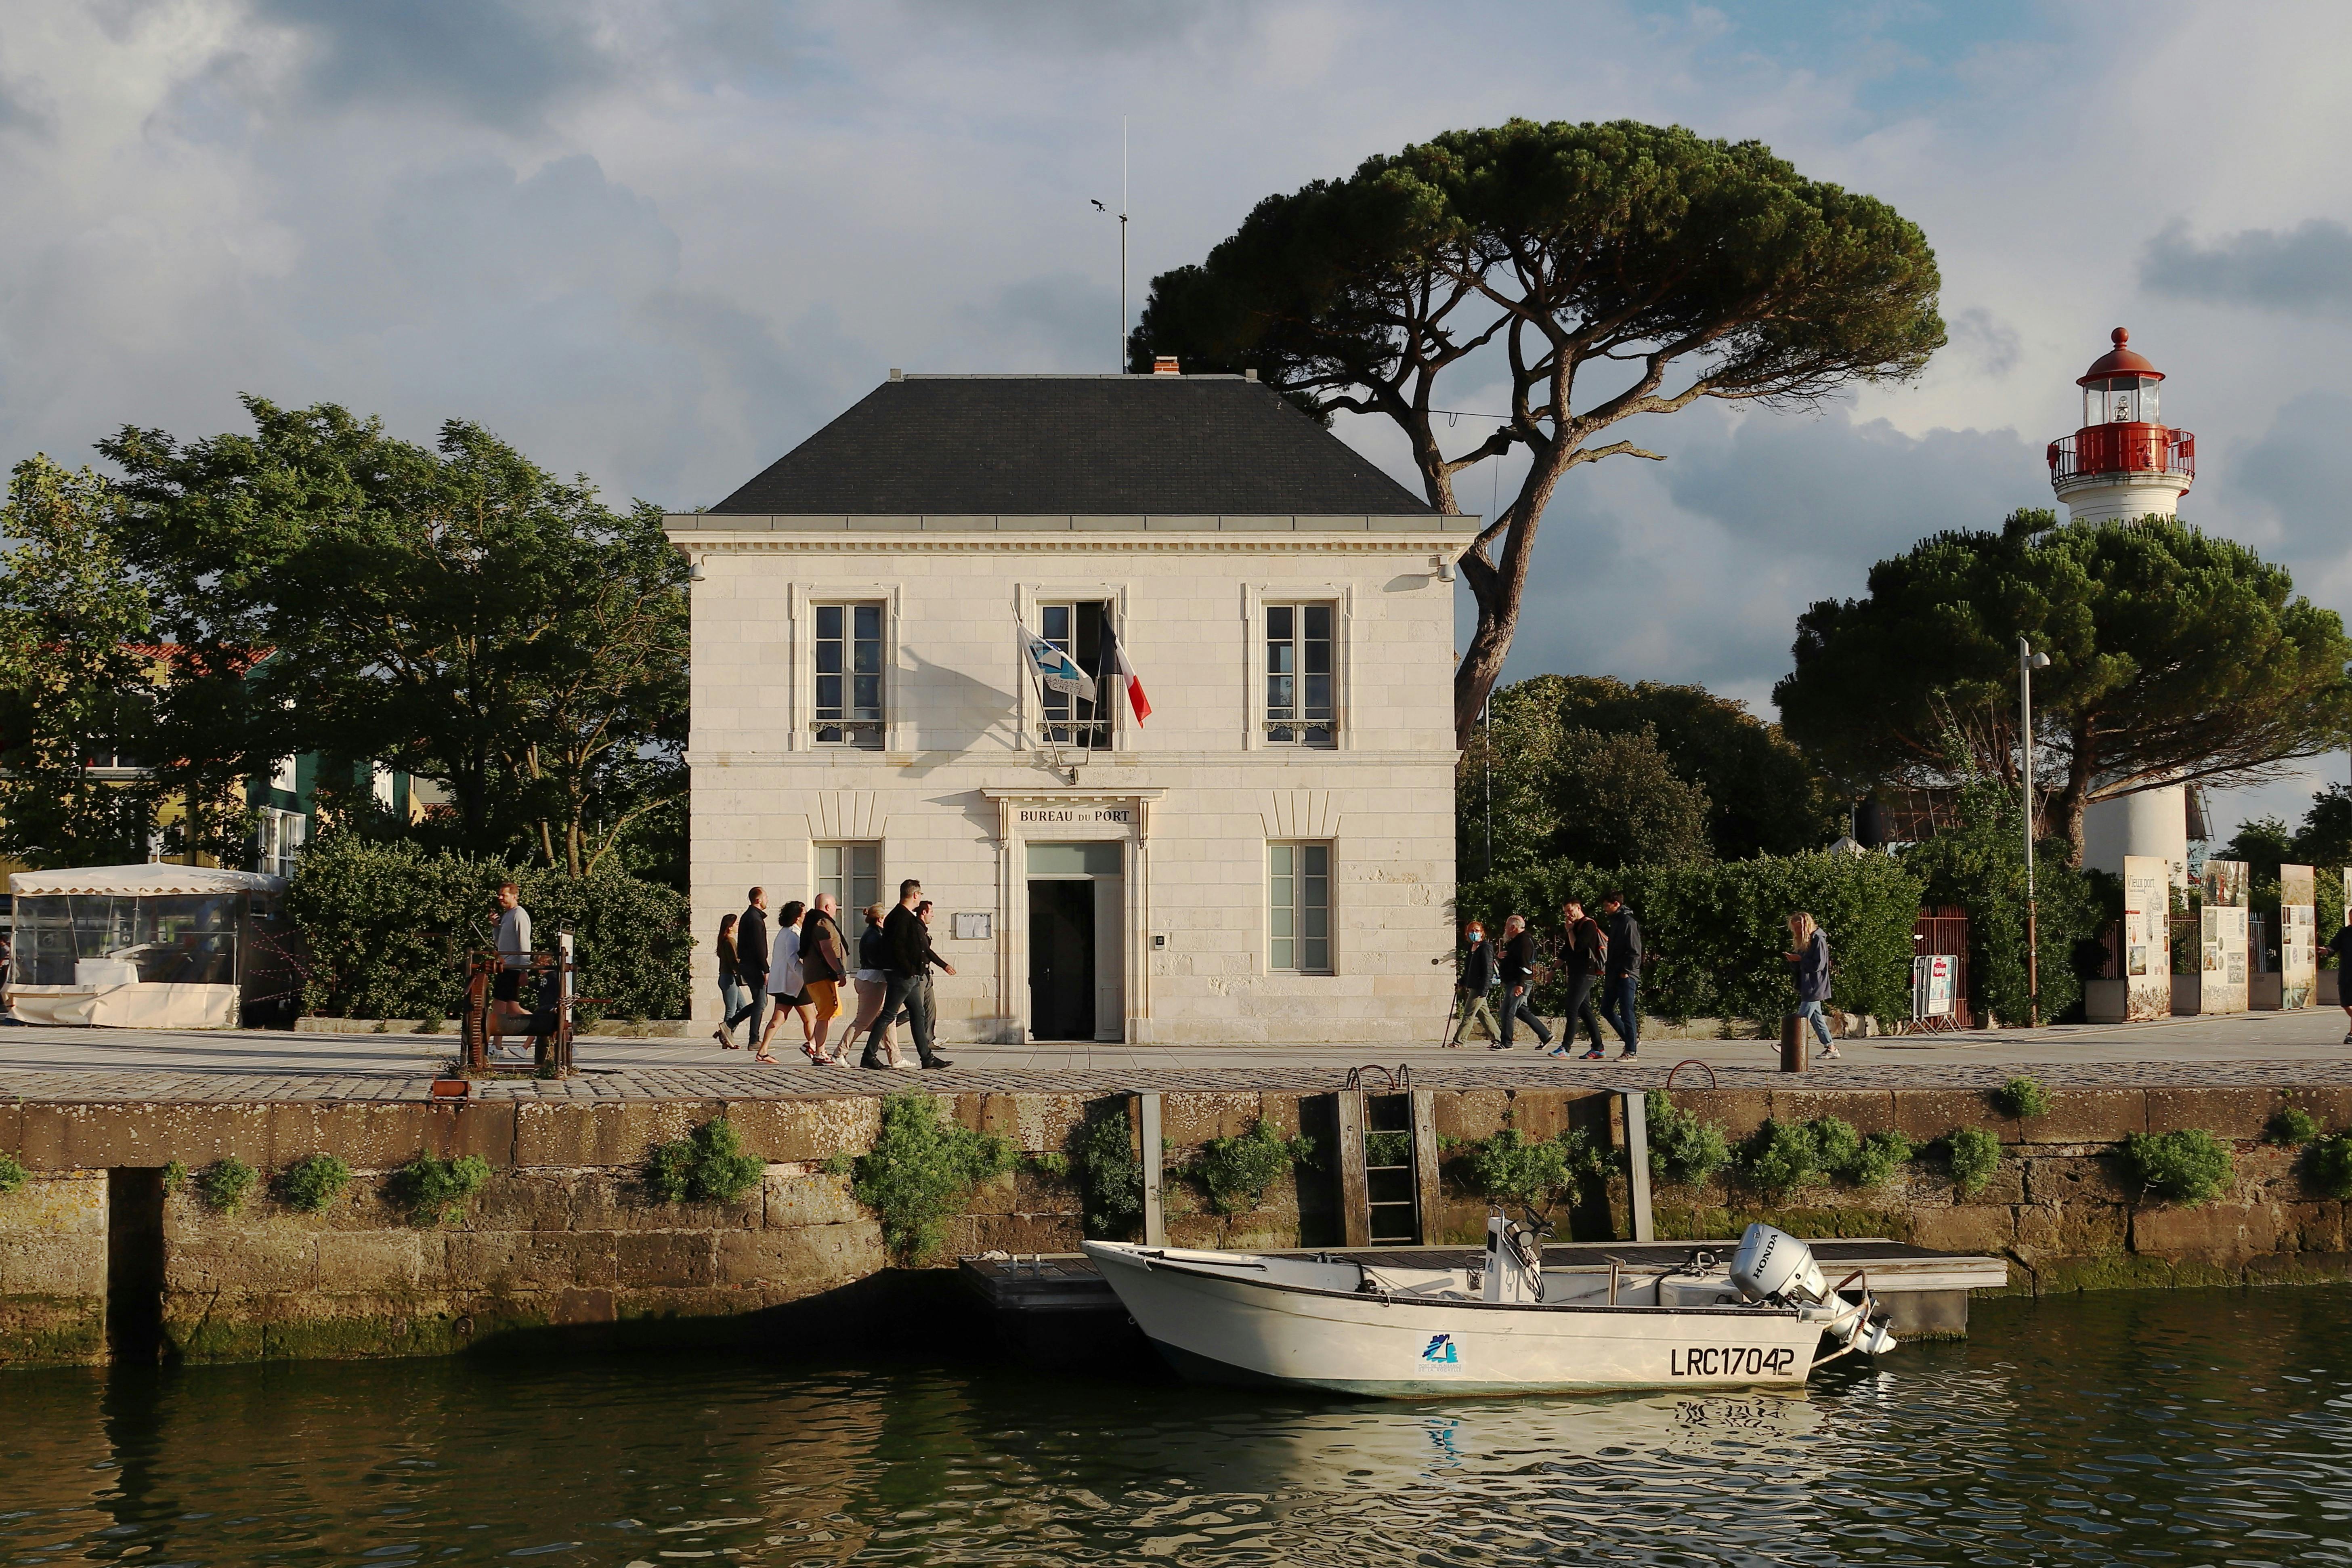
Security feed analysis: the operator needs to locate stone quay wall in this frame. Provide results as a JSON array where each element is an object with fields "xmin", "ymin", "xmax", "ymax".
[{"xmin": 3, "ymin": 1081, "xmax": 2348, "ymax": 1369}]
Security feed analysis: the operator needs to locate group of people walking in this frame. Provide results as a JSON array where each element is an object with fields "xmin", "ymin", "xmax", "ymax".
[
  {"xmin": 1450, "ymin": 898, "xmax": 1840, "ymax": 1062},
  {"xmin": 712, "ymin": 879, "xmax": 955, "ymax": 1070}
]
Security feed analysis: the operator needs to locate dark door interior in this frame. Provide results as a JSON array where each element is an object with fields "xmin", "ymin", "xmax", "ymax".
[{"xmin": 1028, "ymin": 880, "xmax": 1096, "ymax": 1041}]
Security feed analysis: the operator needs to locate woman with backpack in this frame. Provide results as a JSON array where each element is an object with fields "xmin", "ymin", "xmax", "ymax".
[{"xmin": 1786, "ymin": 911, "xmax": 1840, "ymax": 1061}]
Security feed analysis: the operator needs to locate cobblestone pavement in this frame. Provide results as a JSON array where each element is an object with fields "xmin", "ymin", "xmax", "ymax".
[{"xmin": 1, "ymin": 1008, "xmax": 2349, "ymax": 1101}]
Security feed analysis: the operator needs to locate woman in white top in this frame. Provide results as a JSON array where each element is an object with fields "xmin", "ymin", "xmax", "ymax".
[{"xmin": 755, "ymin": 900, "xmax": 814, "ymax": 1064}]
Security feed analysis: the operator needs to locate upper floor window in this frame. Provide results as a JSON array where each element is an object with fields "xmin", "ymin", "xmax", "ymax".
[
  {"xmin": 814, "ymin": 602, "xmax": 884, "ymax": 747},
  {"xmin": 1037, "ymin": 600, "xmax": 1110, "ymax": 748},
  {"xmin": 255, "ymin": 807, "xmax": 305, "ymax": 879},
  {"xmin": 1265, "ymin": 602, "xmax": 1335, "ymax": 746}
]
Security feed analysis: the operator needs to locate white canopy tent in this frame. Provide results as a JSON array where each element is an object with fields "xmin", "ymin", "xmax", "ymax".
[{"xmin": 6, "ymin": 863, "xmax": 289, "ymax": 1029}]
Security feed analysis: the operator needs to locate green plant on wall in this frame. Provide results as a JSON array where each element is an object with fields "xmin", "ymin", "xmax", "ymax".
[
  {"xmin": 1941, "ymin": 1127, "xmax": 2000, "ymax": 1196},
  {"xmin": 201, "ymin": 1157, "xmax": 258, "ymax": 1214},
  {"xmin": 847, "ymin": 1092, "xmax": 1015, "ymax": 1264},
  {"xmin": 1993, "ymin": 1076, "xmax": 2052, "ymax": 1119},
  {"xmin": 393, "ymin": 1152, "xmax": 491, "ymax": 1227},
  {"xmin": 1183, "ymin": 1119, "xmax": 1317, "ymax": 1217},
  {"xmin": 646, "ymin": 1118, "xmax": 764, "ymax": 1205},
  {"xmin": 1450, "ymin": 1127, "xmax": 1604, "ymax": 1214},
  {"xmin": 161, "ymin": 1160, "xmax": 187, "ymax": 1194},
  {"xmin": 2269, "ymin": 1098, "xmax": 2323, "ymax": 1147},
  {"xmin": 276, "ymin": 1154, "xmax": 352, "ymax": 1214},
  {"xmin": 1730, "ymin": 1116, "xmax": 1915, "ymax": 1196},
  {"xmin": 1645, "ymin": 1093, "xmax": 1731, "ymax": 1186},
  {"xmin": 2122, "ymin": 1129, "xmax": 2234, "ymax": 1208},
  {"xmin": 0, "ymin": 1152, "xmax": 26, "ymax": 1196},
  {"xmin": 1075, "ymin": 1110, "xmax": 1144, "ymax": 1239},
  {"xmin": 2305, "ymin": 1133, "xmax": 2352, "ymax": 1200}
]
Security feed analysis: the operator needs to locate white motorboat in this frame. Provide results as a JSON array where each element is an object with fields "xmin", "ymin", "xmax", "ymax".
[{"xmin": 1083, "ymin": 1217, "xmax": 1897, "ymax": 1396}]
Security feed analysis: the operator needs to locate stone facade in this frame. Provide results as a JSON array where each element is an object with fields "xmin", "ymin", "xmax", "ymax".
[{"xmin": 665, "ymin": 518, "xmax": 1471, "ymax": 1045}]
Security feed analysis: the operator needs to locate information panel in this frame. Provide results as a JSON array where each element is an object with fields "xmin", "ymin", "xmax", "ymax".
[
  {"xmin": 2280, "ymin": 863, "xmax": 2316, "ymax": 1010},
  {"xmin": 2121, "ymin": 854, "xmax": 2172, "ymax": 1022},
  {"xmin": 2201, "ymin": 859, "xmax": 2249, "ymax": 1015}
]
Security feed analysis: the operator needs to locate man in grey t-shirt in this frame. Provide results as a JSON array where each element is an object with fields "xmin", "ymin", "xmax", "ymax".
[{"xmin": 491, "ymin": 881, "xmax": 532, "ymax": 1057}]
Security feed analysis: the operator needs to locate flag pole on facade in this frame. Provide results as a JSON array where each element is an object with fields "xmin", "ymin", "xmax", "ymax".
[
  {"xmin": 1018, "ymin": 620, "xmax": 1097, "ymax": 777},
  {"xmin": 1097, "ymin": 618, "xmax": 1152, "ymax": 725}
]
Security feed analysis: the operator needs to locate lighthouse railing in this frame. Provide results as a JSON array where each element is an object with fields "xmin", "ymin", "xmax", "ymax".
[{"xmin": 2047, "ymin": 425, "xmax": 2195, "ymax": 483}]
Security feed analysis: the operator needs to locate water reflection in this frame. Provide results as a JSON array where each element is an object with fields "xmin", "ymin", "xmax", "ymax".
[{"xmin": 2, "ymin": 1287, "xmax": 2349, "ymax": 1565}]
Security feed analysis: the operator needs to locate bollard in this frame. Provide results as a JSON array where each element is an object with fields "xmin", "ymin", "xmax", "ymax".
[{"xmin": 1779, "ymin": 1014, "xmax": 1808, "ymax": 1073}]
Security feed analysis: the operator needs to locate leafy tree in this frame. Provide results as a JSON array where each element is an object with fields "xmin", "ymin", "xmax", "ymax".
[
  {"xmin": 2218, "ymin": 814, "xmax": 2294, "ymax": 882},
  {"xmin": 2292, "ymin": 785, "xmax": 2352, "ymax": 870},
  {"xmin": 101, "ymin": 399, "xmax": 688, "ymax": 875},
  {"xmin": 0, "ymin": 457, "xmax": 164, "ymax": 867},
  {"xmin": 1777, "ymin": 511, "xmax": 2352, "ymax": 865},
  {"xmin": 1133, "ymin": 118, "xmax": 1944, "ymax": 745},
  {"xmin": 1900, "ymin": 774, "xmax": 2102, "ymax": 1025},
  {"xmin": 1458, "ymin": 679, "xmax": 1711, "ymax": 871}
]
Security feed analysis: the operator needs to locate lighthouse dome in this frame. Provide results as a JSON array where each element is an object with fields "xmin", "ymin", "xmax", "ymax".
[{"xmin": 2078, "ymin": 327, "xmax": 2164, "ymax": 386}]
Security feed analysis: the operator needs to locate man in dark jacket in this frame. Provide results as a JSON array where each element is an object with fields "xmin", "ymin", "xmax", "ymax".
[
  {"xmin": 730, "ymin": 888, "xmax": 770, "ymax": 1049},
  {"xmin": 1496, "ymin": 914, "xmax": 1553, "ymax": 1051},
  {"xmin": 1446, "ymin": 920, "xmax": 1502, "ymax": 1046},
  {"xmin": 1557, "ymin": 898, "xmax": 1610, "ymax": 1060},
  {"xmin": 863, "ymin": 879, "xmax": 951, "ymax": 1070},
  {"xmin": 1599, "ymin": 890, "xmax": 1643, "ymax": 1060}
]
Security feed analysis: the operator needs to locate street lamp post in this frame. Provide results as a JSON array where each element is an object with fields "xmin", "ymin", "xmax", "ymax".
[{"xmin": 2019, "ymin": 635, "xmax": 2052, "ymax": 1026}]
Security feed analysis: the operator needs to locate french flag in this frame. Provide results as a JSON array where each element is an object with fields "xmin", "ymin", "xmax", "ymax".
[{"xmin": 1098, "ymin": 619, "xmax": 1152, "ymax": 725}]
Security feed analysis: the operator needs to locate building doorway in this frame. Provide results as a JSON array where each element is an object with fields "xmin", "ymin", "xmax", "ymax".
[{"xmin": 1026, "ymin": 840, "xmax": 1125, "ymax": 1042}]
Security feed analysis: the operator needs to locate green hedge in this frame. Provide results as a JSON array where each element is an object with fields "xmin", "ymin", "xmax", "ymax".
[
  {"xmin": 286, "ymin": 834, "xmax": 691, "ymax": 1020},
  {"xmin": 1457, "ymin": 850, "xmax": 1923, "ymax": 1024}
]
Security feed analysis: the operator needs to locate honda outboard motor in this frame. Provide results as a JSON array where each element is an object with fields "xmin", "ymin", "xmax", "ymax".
[
  {"xmin": 1482, "ymin": 1212, "xmax": 1545, "ymax": 1304},
  {"xmin": 1730, "ymin": 1223, "xmax": 1828, "ymax": 1306},
  {"xmin": 1731, "ymin": 1222, "xmax": 1897, "ymax": 1356}
]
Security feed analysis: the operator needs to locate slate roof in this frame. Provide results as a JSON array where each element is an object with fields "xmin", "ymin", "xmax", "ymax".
[{"xmin": 707, "ymin": 375, "xmax": 1437, "ymax": 517}]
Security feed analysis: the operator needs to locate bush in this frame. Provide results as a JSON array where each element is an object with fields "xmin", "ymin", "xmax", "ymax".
[
  {"xmin": 1074, "ymin": 1110, "xmax": 1144, "ymax": 1239},
  {"xmin": 1451, "ymin": 1127, "xmax": 1604, "ymax": 1213},
  {"xmin": 1901, "ymin": 776, "xmax": 2102, "ymax": 1026},
  {"xmin": 276, "ymin": 1154, "xmax": 351, "ymax": 1214},
  {"xmin": 1842, "ymin": 1129, "xmax": 1919, "ymax": 1188},
  {"xmin": 646, "ymin": 1119, "xmax": 764, "ymax": 1205},
  {"xmin": 1941, "ymin": 1127, "xmax": 2001, "ymax": 1196},
  {"xmin": 1734, "ymin": 1118, "xmax": 1823, "ymax": 1195},
  {"xmin": 393, "ymin": 1152, "xmax": 491, "ymax": 1227},
  {"xmin": 2122, "ymin": 1129, "xmax": 2235, "ymax": 1208},
  {"xmin": 848, "ymin": 1092, "xmax": 1016, "ymax": 1263},
  {"xmin": 0, "ymin": 1153, "xmax": 25, "ymax": 1196},
  {"xmin": 1645, "ymin": 1092, "xmax": 1731, "ymax": 1186},
  {"xmin": 1993, "ymin": 1076, "xmax": 2052, "ymax": 1119},
  {"xmin": 2269, "ymin": 1100, "xmax": 2323, "ymax": 1146},
  {"xmin": 2305, "ymin": 1133, "xmax": 2352, "ymax": 1199},
  {"xmin": 1185, "ymin": 1119, "xmax": 1317, "ymax": 1216},
  {"xmin": 286, "ymin": 834, "xmax": 691, "ymax": 1021},
  {"xmin": 161, "ymin": 1160, "xmax": 187, "ymax": 1194},
  {"xmin": 1460, "ymin": 849, "xmax": 1923, "ymax": 1023},
  {"xmin": 201, "ymin": 1157, "xmax": 258, "ymax": 1214}
]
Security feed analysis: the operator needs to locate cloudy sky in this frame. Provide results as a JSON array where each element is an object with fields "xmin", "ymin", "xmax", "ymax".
[{"xmin": 6, "ymin": 0, "xmax": 2350, "ymax": 835}]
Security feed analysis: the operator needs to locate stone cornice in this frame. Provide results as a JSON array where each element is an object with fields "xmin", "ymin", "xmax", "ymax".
[
  {"xmin": 683, "ymin": 749, "xmax": 1456, "ymax": 768},
  {"xmin": 669, "ymin": 533, "xmax": 1467, "ymax": 556}
]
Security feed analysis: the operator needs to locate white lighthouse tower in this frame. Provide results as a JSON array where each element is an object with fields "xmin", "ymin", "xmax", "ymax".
[{"xmin": 2059, "ymin": 327, "xmax": 2199, "ymax": 885}]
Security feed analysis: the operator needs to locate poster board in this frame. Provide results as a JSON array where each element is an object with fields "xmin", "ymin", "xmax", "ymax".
[
  {"xmin": 2121, "ymin": 854, "xmax": 2172, "ymax": 1021},
  {"xmin": 1911, "ymin": 954, "xmax": 1956, "ymax": 1024},
  {"xmin": 2200, "ymin": 859, "xmax": 2249, "ymax": 1015},
  {"xmin": 2279, "ymin": 863, "xmax": 2316, "ymax": 1010}
]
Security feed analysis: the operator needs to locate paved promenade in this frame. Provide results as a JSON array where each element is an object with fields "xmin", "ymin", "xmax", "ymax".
[{"xmin": 0, "ymin": 1008, "xmax": 2348, "ymax": 1101}]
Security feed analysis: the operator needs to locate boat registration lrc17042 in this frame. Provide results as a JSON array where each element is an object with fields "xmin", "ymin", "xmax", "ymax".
[{"xmin": 1670, "ymin": 1345, "xmax": 1800, "ymax": 1379}]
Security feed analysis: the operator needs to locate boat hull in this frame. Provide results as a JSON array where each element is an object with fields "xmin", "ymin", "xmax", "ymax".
[{"xmin": 1083, "ymin": 1242, "xmax": 1826, "ymax": 1396}]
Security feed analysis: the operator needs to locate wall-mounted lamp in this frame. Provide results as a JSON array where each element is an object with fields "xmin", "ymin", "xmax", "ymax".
[
  {"xmin": 688, "ymin": 555, "xmax": 706, "ymax": 582},
  {"xmin": 1435, "ymin": 553, "xmax": 1458, "ymax": 584}
]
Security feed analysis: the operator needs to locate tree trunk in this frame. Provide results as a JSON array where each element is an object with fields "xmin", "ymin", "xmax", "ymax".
[{"xmin": 2057, "ymin": 720, "xmax": 2098, "ymax": 868}]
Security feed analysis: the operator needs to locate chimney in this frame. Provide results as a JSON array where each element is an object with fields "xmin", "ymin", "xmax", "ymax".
[{"xmin": 1152, "ymin": 355, "xmax": 1180, "ymax": 376}]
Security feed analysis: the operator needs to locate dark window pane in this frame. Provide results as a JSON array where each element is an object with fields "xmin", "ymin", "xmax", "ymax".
[
  {"xmin": 852, "ymin": 641, "xmax": 880, "ymax": 674},
  {"xmin": 816, "ymin": 675, "xmax": 842, "ymax": 716},
  {"xmin": 817, "ymin": 605, "xmax": 842, "ymax": 639},
  {"xmin": 853, "ymin": 605, "xmax": 881, "ymax": 640},
  {"xmin": 1304, "ymin": 675, "xmax": 1332, "ymax": 716},
  {"xmin": 852, "ymin": 675, "xmax": 881, "ymax": 714},
  {"xmin": 1043, "ymin": 605, "xmax": 1070, "ymax": 642},
  {"xmin": 1304, "ymin": 604, "xmax": 1331, "ymax": 641},
  {"xmin": 816, "ymin": 644, "xmax": 842, "ymax": 675},
  {"xmin": 1267, "ymin": 605, "xmax": 1292, "ymax": 640}
]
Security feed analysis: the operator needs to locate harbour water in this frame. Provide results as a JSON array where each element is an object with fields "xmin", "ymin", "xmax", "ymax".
[{"xmin": 5, "ymin": 1287, "xmax": 2350, "ymax": 1566}]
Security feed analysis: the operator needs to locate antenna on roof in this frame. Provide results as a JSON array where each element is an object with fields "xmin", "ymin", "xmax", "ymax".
[{"xmin": 1090, "ymin": 120, "xmax": 1130, "ymax": 374}]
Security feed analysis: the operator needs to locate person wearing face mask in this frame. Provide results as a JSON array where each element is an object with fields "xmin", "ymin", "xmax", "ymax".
[{"xmin": 1446, "ymin": 919, "xmax": 1502, "ymax": 1047}]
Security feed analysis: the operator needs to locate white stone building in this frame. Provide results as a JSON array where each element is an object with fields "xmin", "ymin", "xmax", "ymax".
[{"xmin": 664, "ymin": 372, "xmax": 1473, "ymax": 1045}]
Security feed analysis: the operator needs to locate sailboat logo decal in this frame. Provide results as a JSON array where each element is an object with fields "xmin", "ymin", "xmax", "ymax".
[{"xmin": 1421, "ymin": 1333, "xmax": 1458, "ymax": 1364}]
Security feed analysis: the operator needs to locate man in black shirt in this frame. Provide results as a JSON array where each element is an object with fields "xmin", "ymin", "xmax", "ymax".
[
  {"xmin": 729, "ymin": 888, "xmax": 770, "ymax": 1050},
  {"xmin": 1496, "ymin": 913, "xmax": 1553, "ymax": 1051},
  {"xmin": 2331, "ymin": 918, "xmax": 2352, "ymax": 1044},
  {"xmin": 1599, "ymin": 890, "xmax": 1644, "ymax": 1061},
  {"xmin": 863, "ymin": 879, "xmax": 952, "ymax": 1070}
]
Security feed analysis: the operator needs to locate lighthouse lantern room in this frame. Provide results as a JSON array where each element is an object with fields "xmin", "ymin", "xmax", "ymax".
[{"xmin": 2046, "ymin": 327, "xmax": 2195, "ymax": 526}]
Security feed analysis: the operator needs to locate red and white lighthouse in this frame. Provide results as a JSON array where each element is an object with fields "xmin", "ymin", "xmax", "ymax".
[{"xmin": 2046, "ymin": 327, "xmax": 2195, "ymax": 525}]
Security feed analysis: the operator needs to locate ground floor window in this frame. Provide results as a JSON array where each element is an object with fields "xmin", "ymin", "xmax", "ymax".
[
  {"xmin": 1268, "ymin": 841, "xmax": 1332, "ymax": 973},
  {"xmin": 255, "ymin": 808, "xmax": 305, "ymax": 879},
  {"xmin": 816, "ymin": 842, "xmax": 880, "ymax": 915}
]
